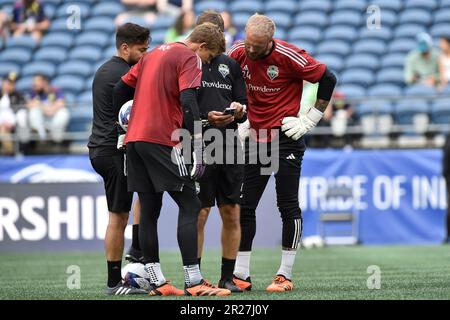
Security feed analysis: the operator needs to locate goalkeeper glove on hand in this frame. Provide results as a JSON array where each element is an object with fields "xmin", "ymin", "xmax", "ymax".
[
  {"xmin": 190, "ymin": 134, "xmax": 206, "ymax": 181},
  {"xmin": 281, "ymin": 107, "xmax": 323, "ymax": 140},
  {"xmin": 116, "ymin": 122, "xmax": 126, "ymax": 151},
  {"xmin": 238, "ymin": 119, "xmax": 251, "ymax": 143}
]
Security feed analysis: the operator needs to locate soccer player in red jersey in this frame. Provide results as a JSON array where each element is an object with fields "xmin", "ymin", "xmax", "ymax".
[
  {"xmin": 228, "ymin": 14, "xmax": 337, "ymax": 292},
  {"xmin": 113, "ymin": 23, "xmax": 231, "ymax": 296}
]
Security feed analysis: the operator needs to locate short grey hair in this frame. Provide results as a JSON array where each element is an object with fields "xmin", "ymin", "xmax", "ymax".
[{"xmin": 245, "ymin": 14, "xmax": 276, "ymax": 38}]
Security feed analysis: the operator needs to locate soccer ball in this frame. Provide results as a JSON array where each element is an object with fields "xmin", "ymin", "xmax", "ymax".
[
  {"xmin": 118, "ymin": 100, "xmax": 133, "ymax": 131},
  {"xmin": 301, "ymin": 235, "xmax": 325, "ymax": 249},
  {"xmin": 121, "ymin": 262, "xmax": 151, "ymax": 291}
]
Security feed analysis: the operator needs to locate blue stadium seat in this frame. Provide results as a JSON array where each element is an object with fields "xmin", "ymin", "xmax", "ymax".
[
  {"xmin": 67, "ymin": 107, "xmax": 93, "ymax": 133},
  {"xmin": 21, "ymin": 61, "xmax": 57, "ymax": 78},
  {"xmin": 394, "ymin": 24, "xmax": 427, "ymax": 39},
  {"xmin": 441, "ymin": 0, "xmax": 450, "ymax": 9},
  {"xmin": 58, "ymin": 60, "xmax": 92, "ymax": 77},
  {"xmin": 399, "ymin": 9, "xmax": 432, "ymax": 25},
  {"xmin": 337, "ymin": 84, "xmax": 366, "ymax": 98},
  {"xmin": 0, "ymin": 48, "xmax": 32, "ymax": 64},
  {"xmin": 299, "ymin": 0, "xmax": 332, "ymax": 13},
  {"xmin": 289, "ymin": 41, "xmax": 315, "ymax": 55},
  {"xmin": 84, "ymin": 17, "xmax": 115, "ymax": 33},
  {"xmin": 288, "ymin": 26, "xmax": 322, "ymax": 43},
  {"xmin": 315, "ymin": 54, "xmax": 344, "ymax": 72},
  {"xmin": 404, "ymin": 0, "xmax": 438, "ymax": 10},
  {"xmin": 265, "ymin": 0, "xmax": 298, "ymax": 13},
  {"xmin": 293, "ymin": 12, "xmax": 328, "ymax": 28},
  {"xmin": 56, "ymin": 3, "xmax": 91, "ymax": 19},
  {"xmin": 266, "ymin": 12, "xmax": 292, "ymax": 29},
  {"xmin": 103, "ymin": 45, "xmax": 117, "ymax": 60},
  {"xmin": 0, "ymin": 0, "xmax": 15, "ymax": 5},
  {"xmin": 77, "ymin": 90, "xmax": 93, "ymax": 105},
  {"xmin": 151, "ymin": 16, "xmax": 177, "ymax": 30},
  {"xmin": 34, "ymin": 46, "xmax": 68, "ymax": 63},
  {"xmin": 49, "ymin": 17, "xmax": 75, "ymax": 33},
  {"xmin": 0, "ymin": 62, "xmax": 20, "ymax": 78},
  {"xmin": 329, "ymin": 11, "xmax": 362, "ymax": 27},
  {"xmin": 340, "ymin": 68, "xmax": 375, "ymax": 86},
  {"xmin": 75, "ymin": 31, "xmax": 109, "ymax": 47},
  {"xmin": 368, "ymin": 84, "xmax": 402, "ymax": 97},
  {"xmin": 195, "ymin": 1, "xmax": 227, "ymax": 14},
  {"xmin": 372, "ymin": 0, "xmax": 403, "ymax": 12},
  {"xmin": 404, "ymin": 84, "xmax": 438, "ymax": 97},
  {"xmin": 316, "ymin": 40, "xmax": 351, "ymax": 56},
  {"xmin": 6, "ymin": 35, "xmax": 38, "ymax": 50},
  {"xmin": 345, "ymin": 54, "xmax": 379, "ymax": 71},
  {"xmin": 149, "ymin": 29, "xmax": 167, "ymax": 44},
  {"xmin": 376, "ymin": 68, "xmax": 404, "ymax": 85},
  {"xmin": 41, "ymin": 32, "xmax": 74, "ymax": 48},
  {"xmin": 353, "ymin": 39, "xmax": 387, "ymax": 55},
  {"xmin": 84, "ymin": 75, "xmax": 95, "ymax": 91},
  {"xmin": 380, "ymin": 53, "xmax": 407, "ymax": 68},
  {"xmin": 359, "ymin": 28, "xmax": 392, "ymax": 41},
  {"xmin": 229, "ymin": 1, "xmax": 263, "ymax": 14},
  {"xmin": 440, "ymin": 85, "xmax": 450, "ymax": 96},
  {"xmin": 15, "ymin": 76, "xmax": 34, "ymax": 93},
  {"xmin": 379, "ymin": 10, "xmax": 397, "ymax": 27},
  {"xmin": 388, "ymin": 38, "xmax": 416, "ymax": 54},
  {"xmin": 431, "ymin": 99, "xmax": 450, "ymax": 124},
  {"xmin": 232, "ymin": 12, "xmax": 252, "ymax": 29},
  {"xmin": 69, "ymin": 46, "xmax": 102, "ymax": 62},
  {"xmin": 324, "ymin": 26, "xmax": 357, "ymax": 42},
  {"xmin": 52, "ymin": 75, "xmax": 85, "ymax": 95},
  {"xmin": 274, "ymin": 28, "xmax": 287, "ymax": 40},
  {"xmin": 430, "ymin": 23, "xmax": 450, "ymax": 38},
  {"xmin": 334, "ymin": 0, "xmax": 367, "ymax": 12},
  {"xmin": 118, "ymin": 15, "xmax": 147, "ymax": 27},
  {"xmin": 434, "ymin": 9, "xmax": 450, "ymax": 24},
  {"xmin": 395, "ymin": 100, "xmax": 429, "ymax": 125},
  {"xmin": 92, "ymin": 2, "xmax": 124, "ymax": 17},
  {"xmin": 44, "ymin": 3, "xmax": 57, "ymax": 20},
  {"xmin": 357, "ymin": 100, "xmax": 394, "ymax": 116}
]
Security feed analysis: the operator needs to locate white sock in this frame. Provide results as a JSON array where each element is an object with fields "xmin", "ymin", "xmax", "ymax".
[
  {"xmin": 233, "ymin": 251, "xmax": 251, "ymax": 280},
  {"xmin": 144, "ymin": 262, "xmax": 166, "ymax": 287},
  {"xmin": 183, "ymin": 264, "xmax": 202, "ymax": 287},
  {"xmin": 276, "ymin": 250, "xmax": 297, "ymax": 280}
]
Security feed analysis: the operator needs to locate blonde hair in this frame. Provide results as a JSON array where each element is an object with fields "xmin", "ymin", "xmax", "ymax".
[
  {"xmin": 245, "ymin": 14, "xmax": 276, "ymax": 39},
  {"xmin": 188, "ymin": 22, "xmax": 226, "ymax": 54}
]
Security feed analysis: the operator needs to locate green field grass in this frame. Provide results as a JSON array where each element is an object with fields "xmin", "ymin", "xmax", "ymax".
[{"xmin": 0, "ymin": 246, "xmax": 449, "ymax": 300}]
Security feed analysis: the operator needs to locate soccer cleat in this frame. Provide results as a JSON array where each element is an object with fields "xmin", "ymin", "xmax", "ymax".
[
  {"xmin": 105, "ymin": 282, "xmax": 148, "ymax": 295},
  {"xmin": 233, "ymin": 276, "xmax": 252, "ymax": 291},
  {"xmin": 218, "ymin": 278, "xmax": 243, "ymax": 293},
  {"xmin": 266, "ymin": 275, "xmax": 294, "ymax": 292},
  {"xmin": 148, "ymin": 281, "xmax": 184, "ymax": 296},
  {"xmin": 185, "ymin": 279, "xmax": 232, "ymax": 296},
  {"xmin": 125, "ymin": 246, "xmax": 144, "ymax": 263}
]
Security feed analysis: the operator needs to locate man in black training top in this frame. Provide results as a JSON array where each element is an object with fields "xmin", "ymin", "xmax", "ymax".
[
  {"xmin": 88, "ymin": 23, "xmax": 150, "ymax": 295},
  {"xmin": 195, "ymin": 11, "xmax": 248, "ymax": 292}
]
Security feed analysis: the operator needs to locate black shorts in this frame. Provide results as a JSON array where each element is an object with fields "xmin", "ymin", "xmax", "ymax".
[
  {"xmin": 198, "ymin": 163, "xmax": 244, "ymax": 208},
  {"xmin": 126, "ymin": 141, "xmax": 195, "ymax": 193},
  {"xmin": 90, "ymin": 152, "xmax": 133, "ymax": 213}
]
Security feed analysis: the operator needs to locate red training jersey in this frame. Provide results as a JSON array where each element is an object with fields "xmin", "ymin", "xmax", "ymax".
[
  {"xmin": 228, "ymin": 39, "xmax": 326, "ymax": 141},
  {"xmin": 123, "ymin": 42, "xmax": 202, "ymax": 147}
]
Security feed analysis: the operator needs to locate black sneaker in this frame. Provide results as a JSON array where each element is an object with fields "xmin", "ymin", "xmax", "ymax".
[
  {"xmin": 125, "ymin": 246, "xmax": 143, "ymax": 263},
  {"xmin": 105, "ymin": 282, "xmax": 147, "ymax": 295},
  {"xmin": 218, "ymin": 278, "xmax": 244, "ymax": 293}
]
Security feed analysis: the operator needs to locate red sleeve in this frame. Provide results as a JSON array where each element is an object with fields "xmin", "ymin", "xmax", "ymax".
[
  {"xmin": 178, "ymin": 53, "xmax": 202, "ymax": 92},
  {"xmin": 279, "ymin": 43, "xmax": 326, "ymax": 83},
  {"xmin": 121, "ymin": 60, "xmax": 141, "ymax": 88}
]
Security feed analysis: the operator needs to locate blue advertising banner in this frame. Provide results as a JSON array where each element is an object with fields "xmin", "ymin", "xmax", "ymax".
[{"xmin": 0, "ymin": 149, "xmax": 447, "ymax": 251}]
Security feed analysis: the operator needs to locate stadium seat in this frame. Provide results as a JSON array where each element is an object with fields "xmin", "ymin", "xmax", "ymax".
[
  {"xmin": 103, "ymin": 45, "xmax": 117, "ymax": 60},
  {"xmin": 41, "ymin": 32, "xmax": 74, "ymax": 48},
  {"xmin": 49, "ymin": 17, "xmax": 75, "ymax": 33},
  {"xmin": 232, "ymin": 12, "xmax": 252, "ymax": 29},
  {"xmin": 376, "ymin": 68, "xmax": 404, "ymax": 85},
  {"xmin": 315, "ymin": 54, "xmax": 344, "ymax": 72},
  {"xmin": 395, "ymin": 99, "xmax": 429, "ymax": 125},
  {"xmin": 151, "ymin": 16, "xmax": 177, "ymax": 30},
  {"xmin": 293, "ymin": 12, "xmax": 328, "ymax": 28},
  {"xmin": 58, "ymin": 60, "xmax": 92, "ymax": 77},
  {"xmin": 399, "ymin": 9, "xmax": 432, "ymax": 25},
  {"xmin": 75, "ymin": 31, "xmax": 109, "ymax": 47},
  {"xmin": 149, "ymin": 29, "xmax": 167, "ymax": 45},
  {"xmin": 21, "ymin": 61, "xmax": 57, "ymax": 78},
  {"xmin": 274, "ymin": 28, "xmax": 287, "ymax": 40},
  {"xmin": 52, "ymin": 75, "xmax": 85, "ymax": 95},
  {"xmin": 404, "ymin": 84, "xmax": 437, "ymax": 97},
  {"xmin": 431, "ymin": 99, "xmax": 450, "ymax": 124},
  {"xmin": 329, "ymin": 11, "xmax": 362, "ymax": 27},
  {"xmin": 6, "ymin": 35, "xmax": 38, "ymax": 50},
  {"xmin": 440, "ymin": 85, "xmax": 450, "ymax": 96},
  {"xmin": 67, "ymin": 107, "xmax": 93, "ymax": 133},
  {"xmin": 434, "ymin": 9, "xmax": 450, "ymax": 24},
  {"xmin": 0, "ymin": 48, "xmax": 32, "ymax": 64},
  {"xmin": 334, "ymin": 0, "xmax": 367, "ymax": 12},
  {"xmin": 229, "ymin": 1, "xmax": 263, "ymax": 14},
  {"xmin": 357, "ymin": 100, "xmax": 394, "ymax": 117},
  {"xmin": 289, "ymin": 41, "xmax": 315, "ymax": 55},
  {"xmin": 194, "ymin": 1, "xmax": 227, "ymax": 14},
  {"xmin": 34, "ymin": 46, "xmax": 68, "ymax": 64},
  {"xmin": 0, "ymin": 62, "xmax": 20, "ymax": 78},
  {"xmin": 316, "ymin": 40, "xmax": 351, "ymax": 56},
  {"xmin": 359, "ymin": 28, "xmax": 392, "ymax": 41},
  {"xmin": 15, "ymin": 76, "xmax": 34, "ymax": 93},
  {"xmin": 77, "ymin": 90, "xmax": 93, "ymax": 105},
  {"xmin": 353, "ymin": 39, "xmax": 387, "ymax": 55},
  {"xmin": 56, "ymin": 2, "xmax": 91, "ymax": 19},
  {"xmin": 394, "ymin": 24, "xmax": 427, "ymax": 39},
  {"xmin": 441, "ymin": 0, "xmax": 450, "ymax": 9},
  {"xmin": 380, "ymin": 53, "xmax": 407, "ymax": 68},
  {"xmin": 430, "ymin": 23, "xmax": 450, "ymax": 38},
  {"xmin": 92, "ymin": 2, "xmax": 124, "ymax": 17},
  {"xmin": 368, "ymin": 84, "xmax": 402, "ymax": 97},
  {"xmin": 337, "ymin": 84, "xmax": 366, "ymax": 98},
  {"xmin": 388, "ymin": 38, "xmax": 416, "ymax": 54},
  {"xmin": 345, "ymin": 54, "xmax": 379, "ymax": 71},
  {"xmin": 372, "ymin": 0, "xmax": 403, "ymax": 12},
  {"xmin": 324, "ymin": 26, "xmax": 357, "ymax": 42},
  {"xmin": 44, "ymin": 3, "xmax": 57, "ymax": 20},
  {"xmin": 379, "ymin": 10, "xmax": 397, "ymax": 27},
  {"xmin": 298, "ymin": 0, "xmax": 332, "ymax": 13},
  {"xmin": 69, "ymin": 46, "xmax": 102, "ymax": 62},
  {"xmin": 266, "ymin": 12, "xmax": 292, "ymax": 29},
  {"xmin": 265, "ymin": 0, "xmax": 298, "ymax": 13},
  {"xmin": 84, "ymin": 17, "xmax": 116, "ymax": 33},
  {"xmin": 288, "ymin": 26, "xmax": 322, "ymax": 43},
  {"xmin": 340, "ymin": 69, "xmax": 375, "ymax": 86},
  {"xmin": 404, "ymin": 0, "xmax": 438, "ymax": 10}
]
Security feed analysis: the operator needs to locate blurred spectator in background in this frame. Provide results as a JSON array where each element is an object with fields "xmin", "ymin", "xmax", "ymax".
[
  {"xmin": 115, "ymin": 0, "xmax": 158, "ymax": 26},
  {"xmin": 164, "ymin": 9, "xmax": 194, "ymax": 42},
  {"xmin": 17, "ymin": 74, "xmax": 69, "ymax": 144},
  {"xmin": 159, "ymin": 0, "xmax": 193, "ymax": 16},
  {"xmin": 11, "ymin": 0, "xmax": 49, "ymax": 42},
  {"xmin": 0, "ymin": 72, "xmax": 25, "ymax": 155},
  {"xmin": 221, "ymin": 11, "xmax": 241, "ymax": 49},
  {"xmin": 404, "ymin": 33, "xmax": 440, "ymax": 87},
  {"xmin": 443, "ymin": 135, "xmax": 450, "ymax": 244},
  {"xmin": 439, "ymin": 36, "xmax": 450, "ymax": 90},
  {"xmin": 0, "ymin": 10, "xmax": 10, "ymax": 49}
]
